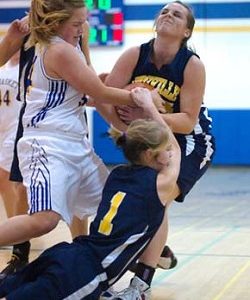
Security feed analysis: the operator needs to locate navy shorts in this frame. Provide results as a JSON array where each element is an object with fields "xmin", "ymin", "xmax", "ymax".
[
  {"xmin": 176, "ymin": 150, "xmax": 213, "ymax": 202},
  {"xmin": 0, "ymin": 242, "xmax": 108, "ymax": 300}
]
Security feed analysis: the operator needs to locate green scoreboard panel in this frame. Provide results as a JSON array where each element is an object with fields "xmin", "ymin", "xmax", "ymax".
[{"xmin": 86, "ymin": 0, "xmax": 124, "ymax": 46}]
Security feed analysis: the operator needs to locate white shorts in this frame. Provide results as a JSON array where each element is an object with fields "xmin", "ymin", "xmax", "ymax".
[
  {"xmin": 0, "ymin": 128, "xmax": 17, "ymax": 172},
  {"xmin": 17, "ymin": 131, "xmax": 109, "ymax": 224}
]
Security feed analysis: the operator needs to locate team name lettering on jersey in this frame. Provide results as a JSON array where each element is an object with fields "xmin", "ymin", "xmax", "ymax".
[
  {"xmin": 134, "ymin": 75, "xmax": 181, "ymax": 113},
  {"xmin": 0, "ymin": 78, "xmax": 18, "ymax": 89}
]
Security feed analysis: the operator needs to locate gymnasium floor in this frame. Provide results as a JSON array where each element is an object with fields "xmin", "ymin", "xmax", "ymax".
[{"xmin": 0, "ymin": 166, "xmax": 249, "ymax": 300}]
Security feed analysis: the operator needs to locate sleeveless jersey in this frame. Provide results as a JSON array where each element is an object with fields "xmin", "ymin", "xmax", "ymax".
[
  {"xmin": 75, "ymin": 164, "xmax": 165, "ymax": 286},
  {"xmin": 0, "ymin": 62, "xmax": 21, "ymax": 132},
  {"xmin": 131, "ymin": 39, "xmax": 215, "ymax": 160},
  {"xmin": 22, "ymin": 37, "xmax": 88, "ymax": 137},
  {"xmin": 0, "ymin": 165, "xmax": 164, "ymax": 299}
]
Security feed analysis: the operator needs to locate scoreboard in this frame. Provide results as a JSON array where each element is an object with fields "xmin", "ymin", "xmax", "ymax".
[{"xmin": 86, "ymin": 0, "xmax": 124, "ymax": 46}]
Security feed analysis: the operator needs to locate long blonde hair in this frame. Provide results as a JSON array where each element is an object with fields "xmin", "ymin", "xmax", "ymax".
[
  {"xmin": 109, "ymin": 119, "xmax": 169, "ymax": 165},
  {"xmin": 27, "ymin": 0, "xmax": 86, "ymax": 47}
]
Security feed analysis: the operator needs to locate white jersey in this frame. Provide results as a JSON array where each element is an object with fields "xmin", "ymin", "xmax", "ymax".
[
  {"xmin": 17, "ymin": 37, "xmax": 109, "ymax": 223},
  {"xmin": 22, "ymin": 37, "xmax": 88, "ymax": 137},
  {"xmin": 0, "ymin": 62, "xmax": 21, "ymax": 132},
  {"xmin": 0, "ymin": 62, "xmax": 22, "ymax": 172}
]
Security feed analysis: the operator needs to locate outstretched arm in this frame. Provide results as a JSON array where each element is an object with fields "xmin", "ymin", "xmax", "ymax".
[
  {"xmin": 47, "ymin": 43, "xmax": 133, "ymax": 106},
  {"xmin": 93, "ymin": 73, "xmax": 128, "ymax": 131}
]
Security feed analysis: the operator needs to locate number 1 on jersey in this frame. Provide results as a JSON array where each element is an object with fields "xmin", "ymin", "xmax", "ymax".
[{"xmin": 98, "ymin": 191, "xmax": 126, "ymax": 236}]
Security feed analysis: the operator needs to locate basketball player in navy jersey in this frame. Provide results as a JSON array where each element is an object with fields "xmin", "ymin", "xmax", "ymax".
[
  {"xmin": 95, "ymin": 1, "xmax": 215, "ymax": 298},
  {"xmin": 0, "ymin": 15, "xmax": 96, "ymax": 280},
  {"xmin": 0, "ymin": 87, "xmax": 181, "ymax": 300}
]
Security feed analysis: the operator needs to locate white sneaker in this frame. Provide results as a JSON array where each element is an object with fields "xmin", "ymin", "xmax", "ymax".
[
  {"xmin": 115, "ymin": 276, "xmax": 151, "ymax": 300},
  {"xmin": 100, "ymin": 287, "xmax": 119, "ymax": 299}
]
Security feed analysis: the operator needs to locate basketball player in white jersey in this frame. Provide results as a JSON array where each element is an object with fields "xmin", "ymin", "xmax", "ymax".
[
  {"xmin": 0, "ymin": 52, "xmax": 21, "ymax": 219},
  {"xmin": 0, "ymin": 51, "xmax": 31, "ymax": 275},
  {"xmin": 0, "ymin": 0, "xmax": 134, "ymax": 248},
  {"xmin": 0, "ymin": 18, "xmax": 98, "ymax": 281}
]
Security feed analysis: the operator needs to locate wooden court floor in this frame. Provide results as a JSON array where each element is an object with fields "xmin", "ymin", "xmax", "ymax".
[{"xmin": 0, "ymin": 166, "xmax": 250, "ymax": 300}]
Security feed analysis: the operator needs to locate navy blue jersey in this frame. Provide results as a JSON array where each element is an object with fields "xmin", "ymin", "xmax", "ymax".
[
  {"xmin": 131, "ymin": 39, "xmax": 215, "ymax": 155},
  {"xmin": 75, "ymin": 164, "xmax": 165, "ymax": 285},
  {"xmin": 130, "ymin": 40, "xmax": 215, "ymax": 202},
  {"xmin": 0, "ymin": 165, "xmax": 165, "ymax": 299}
]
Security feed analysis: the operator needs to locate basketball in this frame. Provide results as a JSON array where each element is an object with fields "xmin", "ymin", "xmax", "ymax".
[{"xmin": 123, "ymin": 81, "xmax": 168, "ymax": 114}]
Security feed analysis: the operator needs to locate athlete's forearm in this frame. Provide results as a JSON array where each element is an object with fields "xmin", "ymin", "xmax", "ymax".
[
  {"xmin": 161, "ymin": 111, "xmax": 196, "ymax": 134},
  {"xmin": 95, "ymin": 102, "xmax": 127, "ymax": 131},
  {"xmin": 0, "ymin": 35, "xmax": 23, "ymax": 66}
]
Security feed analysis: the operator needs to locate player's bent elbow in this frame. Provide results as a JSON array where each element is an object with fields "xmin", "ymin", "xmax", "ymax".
[
  {"xmin": 164, "ymin": 183, "xmax": 180, "ymax": 206},
  {"xmin": 180, "ymin": 119, "xmax": 197, "ymax": 134}
]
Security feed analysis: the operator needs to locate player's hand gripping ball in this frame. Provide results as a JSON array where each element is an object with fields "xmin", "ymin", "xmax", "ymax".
[{"xmin": 124, "ymin": 82, "xmax": 166, "ymax": 113}]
